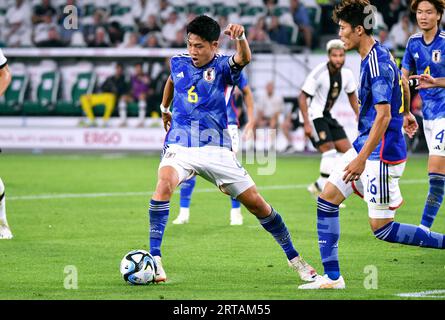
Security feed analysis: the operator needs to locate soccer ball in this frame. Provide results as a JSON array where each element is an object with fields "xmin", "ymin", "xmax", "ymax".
[{"xmin": 120, "ymin": 249, "xmax": 157, "ymax": 285}]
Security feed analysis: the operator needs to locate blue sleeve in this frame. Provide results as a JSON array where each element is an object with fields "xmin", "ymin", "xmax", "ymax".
[
  {"xmin": 401, "ymin": 39, "xmax": 415, "ymax": 72},
  {"xmin": 237, "ymin": 72, "xmax": 248, "ymax": 90},
  {"xmin": 371, "ymin": 62, "xmax": 394, "ymax": 105},
  {"xmin": 221, "ymin": 55, "xmax": 242, "ymax": 86}
]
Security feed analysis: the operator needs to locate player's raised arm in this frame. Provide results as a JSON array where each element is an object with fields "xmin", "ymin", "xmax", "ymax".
[
  {"xmin": 224, "ymin": 24, "xmax": 251, "ymax": 67},
  {"xmin": 0, "ymin": 64, "xmax": 11, "ymax": 97},
  {"xmin": 160, "ymin": 75, "xmax": 174, "ymax": 132}
]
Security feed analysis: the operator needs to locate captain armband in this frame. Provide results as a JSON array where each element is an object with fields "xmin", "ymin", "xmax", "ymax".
[{"xmin": 229, "ymin": 55, "xmax": 244, "ymax": 71}]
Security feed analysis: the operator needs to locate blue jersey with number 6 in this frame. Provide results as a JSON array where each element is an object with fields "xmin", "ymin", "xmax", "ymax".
[
  {"xmin": 354, "ymin": 41, "xmax": 406, "ymax": 164},
  {"xmin": 166, "ymin": 53, "xmax": 242, "ymax": 148},
  {"xmin": 402, "ymin": 30, "xmax": 445, "ymax": 120}
]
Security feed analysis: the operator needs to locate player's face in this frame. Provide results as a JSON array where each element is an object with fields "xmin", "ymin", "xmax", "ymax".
[
  {"xmin": 338, "ymin": 20, "xmax": 359, "ymax": 51},
  {"xmin": 187, "ymin": 33, "xmax": 218, "ymax": 68},
  {"xmin": 328, "ymin": 48, "xmax": 345, "ymax": 70},
  {"xmin": 416, "ymin": 1, "xmax": 441, "ymax": 31}
]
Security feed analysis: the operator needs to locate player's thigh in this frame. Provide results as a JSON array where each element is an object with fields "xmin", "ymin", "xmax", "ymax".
[
  {"xmin": 196, "ymin": 147, "xmax": 255, "ymax": 199},
  {"xmin": 158, "ymin": 145, "xmax": 196, "ymax": 189},
  {"xmin": 362, "ymin": 160, "xmax": 405, "ymax": 220},
  {"xmin": 326, "ymin": 148, "xmax": 357, "ymax": 200}
]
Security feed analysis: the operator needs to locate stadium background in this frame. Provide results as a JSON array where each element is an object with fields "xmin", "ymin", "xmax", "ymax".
[
  {"xmin": 1, "ymin": 0, "xmax": 444, "ymax": 301},
  {"xmin": 0, "ymin": 0, "xmax": 429, "ymax": 152}
]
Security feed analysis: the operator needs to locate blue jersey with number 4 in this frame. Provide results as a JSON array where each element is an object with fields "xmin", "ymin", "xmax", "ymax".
[
  {"xmin": 402, "ymin": 30, "xmax": 445, "ymax": 120},
  {"xmin": 166, "ymin": 53, "xmax": 242, "ymax": 148},
  {"xmin": 354, "ymin": 41, "xmax": 406, "ymax": 164},
  {"xmin": 227, "ymin": 72, "xmax": 248, "ymax": 126}
]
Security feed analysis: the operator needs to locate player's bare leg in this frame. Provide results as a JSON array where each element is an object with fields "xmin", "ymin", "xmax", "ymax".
[{"xmin": 237, "ymin": 186, "xmax": 317, "ymax": 282}]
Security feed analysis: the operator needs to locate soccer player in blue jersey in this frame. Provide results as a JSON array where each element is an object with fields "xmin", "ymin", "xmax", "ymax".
[
  {"xmin": 172, "ymin": 71, "xmax": 255, "ymax": 226},
  {"xmin": 401, "ymin": 0, "xmax": 445, "ymax": 232},
  {"xmin": 299, "ymin": 0, "xmax": 445, "ymax": 290},
  {"xmin": 148, "ymin": 15, "xmax": 317, "ymax": 283}
]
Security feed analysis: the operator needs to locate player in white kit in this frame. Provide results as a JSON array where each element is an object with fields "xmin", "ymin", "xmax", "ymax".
[{"xmin": 299, "ymin": 39, "xmax": 359, "ymax": 202}]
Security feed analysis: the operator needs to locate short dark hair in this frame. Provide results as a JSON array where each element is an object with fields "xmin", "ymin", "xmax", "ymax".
[
  {"xmin": 186, "ymin": 15, "xmax": 221, "ymax": 42},
  {"xmin": 333, "ymin": 0, "xmax": 374, "ymax": 35},
  {"xmin": 411, "ymin": 0, "xmax": 445, "ymax": 25}
]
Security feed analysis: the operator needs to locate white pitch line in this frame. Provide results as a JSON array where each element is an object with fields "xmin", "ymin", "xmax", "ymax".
[
  {"xmin": 396, "ymin": 290, "xmax": 445, "ymax": 298},
  {"xmin": 7, "ymin": 179, "xmax": 427, "ymax": 201}
]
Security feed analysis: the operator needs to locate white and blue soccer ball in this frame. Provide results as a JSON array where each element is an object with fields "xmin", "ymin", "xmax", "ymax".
[{"xmin": 120, "ymin": 249, "xmax": 157, "ymax": 285}]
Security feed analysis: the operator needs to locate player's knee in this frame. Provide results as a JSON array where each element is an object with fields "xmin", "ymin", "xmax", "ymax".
[
  {"xmin": 319, "ymin": 184, "xmax": 344, "ymax": 205},
  {"xmin": 155, "ymin": 178, "xmax": 175, "ymax": 199},
  {"xmin": 243, "ymin": 192, "xmax": 269, "ymax": 216},
  {"xmin": 369, "ymin": 218, "xmax": 394, "ymax": 233},
  {"xmin": 0, "ymin": 178, "xmax": 4, "ymax": 195}
]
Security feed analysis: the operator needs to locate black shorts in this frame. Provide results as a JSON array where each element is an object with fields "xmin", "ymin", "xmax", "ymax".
[{"xmin": 310, "ymin": 116, "xmax": 347, "ymax": 148}]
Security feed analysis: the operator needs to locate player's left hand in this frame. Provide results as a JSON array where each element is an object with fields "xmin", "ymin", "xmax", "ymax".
[
  {"xmin": 342, "ymin": 157, "xmax": 366, "ymax": 182},
  {"xmin": 403, "ymin": 112, "xmax": 419, "ymax": 139},
  {"xmin": 224, "ymin": 24, "xmax": 245, "ymax": 40},
  {"xmin": 162, "ymin": 111, "xmax": 172, "ymax": 132}
]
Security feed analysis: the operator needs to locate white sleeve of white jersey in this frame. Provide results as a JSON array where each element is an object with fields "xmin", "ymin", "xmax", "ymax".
[
  {"xmin": 301, "ymin": 69, "xmax": 318, "ymax": 97},
  {"xmin": 0, "ymin": 49, "xmax": 7, "ymax": 67},
  {"xmin": 343, "ymin": 68, "xmax": 357, "ymax": 94}
]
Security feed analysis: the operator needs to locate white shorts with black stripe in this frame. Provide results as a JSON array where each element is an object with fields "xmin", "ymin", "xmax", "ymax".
[
  {"xmin": 328, "ymin": 148, "xmax": 405, "ymax": 219},
  {"xmin": 159, "ymin": 144, "xmax": 255, "ymax": 198}
]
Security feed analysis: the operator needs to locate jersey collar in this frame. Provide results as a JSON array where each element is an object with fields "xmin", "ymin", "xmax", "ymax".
[{"xmin": 421, "ymin": 28, "xmax": 442, "ymax": 46}]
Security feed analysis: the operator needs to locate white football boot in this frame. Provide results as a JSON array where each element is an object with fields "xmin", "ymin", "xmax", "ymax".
[
  {"xmin": 0, "ymin": 222, "xmax": 13, "ymax": 240},
  {"xmin": 230, "ymin": 208, "xmax": 243, "ymax": 225},
  {"xmin": 172, "ymin": 208, "xmax": 189, "ymax": 224},
  {"xmin": 298, "ymin": 274, "xmax": 345, "ymax": 289},
  {"xmin": 288, "ymin": 256, "xmax": 318, "ymax": 282},
  {"xmin": 153, "ymin": 255, "xmax": 167, "ymax": 283}
]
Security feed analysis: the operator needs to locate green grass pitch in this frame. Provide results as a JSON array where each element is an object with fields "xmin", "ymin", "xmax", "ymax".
[{"xmin": 0, "ymin": 152, "xmax": 444, "ymax": 300}]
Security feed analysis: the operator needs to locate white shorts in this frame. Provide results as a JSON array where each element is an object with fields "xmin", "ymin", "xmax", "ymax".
[
  {"xmin": 159, "ymin": 144, "xmax": 255, "ymax": 198},
  {"xmin": 328, "ymin": 148, "xmax": 405, "ymax": 219},
  {"xmin": 423, "ymin": 119, "xmax": 445, "ymax": 156}
]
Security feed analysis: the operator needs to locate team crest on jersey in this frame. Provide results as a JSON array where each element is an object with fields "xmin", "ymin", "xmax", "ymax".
[
  {"xmin": 204, "ymin": 67, "xmax": 216, "ymax": 83},
  {"xmin": 432, "ymin": 50, "xmax": 441, "ymax": 63}
]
